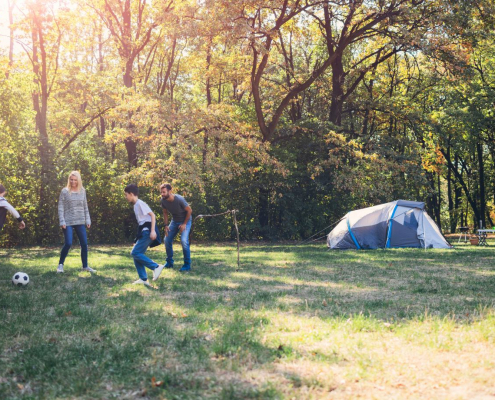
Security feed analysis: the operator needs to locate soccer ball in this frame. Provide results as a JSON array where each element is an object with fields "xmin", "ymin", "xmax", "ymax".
[{"xmin": 12, "ymin": 272, "xmax": 29, "ymax": 287}]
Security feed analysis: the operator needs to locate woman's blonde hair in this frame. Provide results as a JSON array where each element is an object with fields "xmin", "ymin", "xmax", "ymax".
[{"xmin": 66, "ymin": 171, "xmax": 84, "ymax": 192}]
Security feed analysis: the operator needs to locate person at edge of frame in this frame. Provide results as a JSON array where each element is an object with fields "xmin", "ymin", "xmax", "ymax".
[{"xmin": 0, "ymin": 184, "xmax": 26, "ymax": 232}]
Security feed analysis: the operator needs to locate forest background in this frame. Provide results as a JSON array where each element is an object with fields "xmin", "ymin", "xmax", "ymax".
[{"xmin": 1, "ymin": 0, "xmax": 495, "ymax": 246}]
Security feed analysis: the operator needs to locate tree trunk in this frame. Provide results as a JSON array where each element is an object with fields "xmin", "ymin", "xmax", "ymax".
[
  {"xmin": 203, "ymin": 40, "xmax": 213, "ymax": 172},
  {"xmin": 440, "ymin": 149, "xmax": 481, "ymax": 225},
  {"xmin": 32, "ymin": 15, "xmax": 55, "ymax": 244},
  {"xmin": 446, "ymin": 145, "xmax": 459, "ymax": 233},
  {"xmin": 477, "ymin": 142, "xmax": 486, "ymax": 227},
  {"xmin": 124, "ymin": 137, "xmax": 138, "ymax": 167},
  {"xmin": 437, "ymin": 171, "xmax": 442, "ymax": 229},
  {"xmin": 454, "ymin": 154, "xmax": 462, "ymax": 227},
  {"xmin": 6, "ymin": 0, "xmax": 15, "ymax": 78},
  {"xmin": 329, "ymin": 55, "xmax": 345, "ymax": 126},
  {"xmin": 124, "ymin": 59, "xmax": 133, "ymax": 88},
  {"xmin": 258, "ymin": 186, "xmax": 269, "ymax": 237},
  {"xmin": 123, "ymin": 59, "xmax": 138, "ymax": 166}
]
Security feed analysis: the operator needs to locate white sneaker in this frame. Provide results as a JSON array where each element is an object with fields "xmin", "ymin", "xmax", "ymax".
[
  {"xmin": 132, "ymin": 279, "xmax": 150, "ymax": 286},
  {"xmin": 82, "ymin": 266, "xmax": 96, "ymax": 273},
  {"xmin": 57, "ymin": 264, "xmax": 64, "ymax": 273},
  {"xmin": 152, "ymin": 264, "xmax": 165, "ymax": 281}
]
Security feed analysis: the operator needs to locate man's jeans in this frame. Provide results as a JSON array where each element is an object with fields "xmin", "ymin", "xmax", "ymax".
[
  {"xmin": 59, "ymin": 225, "xmax": 88, "ymax": 268},
  {"xmin": 131, "ymin": 229, "xmax": 158, "ymax": 281},
  {"xmin": 165, "ymin": 219, "xmax": 191, "ymax": 268}
]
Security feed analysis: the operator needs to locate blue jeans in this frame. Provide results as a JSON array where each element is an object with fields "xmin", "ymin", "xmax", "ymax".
[
  {"xmin": 59, "ymin": 225, "xmax": 88, "ymax": 268},
  {"xmin": 165, "ymin": 220, "xmax": 191, "ymax": 268},
  {"xmin": 131, "ymin": 229, "xmax": 158, "ymax": 281}
]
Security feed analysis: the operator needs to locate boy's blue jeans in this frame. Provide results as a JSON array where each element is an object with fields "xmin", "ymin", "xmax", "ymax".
[
  {"xmin": 59, "ymin": 225, "xmax": 88, "ymax": 268},
  {"xmin": 131, "ymin": 229, "xmax": 158, "ymax": 281},
  {"xmin": 165, "ymin": 219, "xmax": 191, "ymax": 268}
]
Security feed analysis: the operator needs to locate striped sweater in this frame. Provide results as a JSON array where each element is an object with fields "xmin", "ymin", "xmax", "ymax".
[{"xmin": 58, "ymin": 188, "xmax": 91, "ymax": 227}]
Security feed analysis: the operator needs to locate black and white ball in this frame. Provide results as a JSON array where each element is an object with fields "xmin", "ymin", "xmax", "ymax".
[{"xmin": 12, "ymin": 272, "xmax": 29, "ymax": 287}]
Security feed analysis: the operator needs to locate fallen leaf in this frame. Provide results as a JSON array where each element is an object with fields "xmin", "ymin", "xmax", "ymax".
[
  {"xmin": 168, "ymin": 312, "xmax": 177, "ymax": 318},
  {"xmin": 151, "ymin": 377, "xmax": 157, "ymax": 387},
  {"xmin": 181, "ymin": 313, "xmax": 187, "ymax": 318},
  {"xmin": 64, "ymin": 311, "xmax": 72, "ymax": 316},
  {"xmin": 322, "ymin": 300, "xmax": 328, "ymax": 307}
]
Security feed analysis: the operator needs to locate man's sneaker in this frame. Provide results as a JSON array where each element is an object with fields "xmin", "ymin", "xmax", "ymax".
[
  {"xmin": 153, "ymin": 264, "xmax": 165, "ymax": 281},
  {"xmin": 82, "ymin": 266, "xmax": 96, "ymax": 273},
  {"xmin": 179, "ymin": 265, "xmax": 191, "ymax": 272},
  {"xmin": 57, "ymin": 264, "xmax": 64, "ymax": 273},
  {"xmin": 132, "ymin": 279, "xmax": 150, "ymax": 286}
]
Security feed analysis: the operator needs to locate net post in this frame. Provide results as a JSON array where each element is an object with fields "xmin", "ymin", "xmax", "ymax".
[{"xmin": 232, "ymin": 210, "xmax": 240, "ymax": 269}]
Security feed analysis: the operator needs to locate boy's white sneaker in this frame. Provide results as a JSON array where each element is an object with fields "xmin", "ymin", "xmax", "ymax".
[
  {"xmin": 82, "ymin": 266, "xmax": 96, "ymax": 273},
  {"xmin": 57, "ymin": 264, "xmax": 64, "ymax": 273},
  {"xmin": 152, "ymin": 264, "xmax": 165, "ymax": 281},
  {"xmin": 132, "ymin": 279, "xmax": 151, "ymax": 286}
]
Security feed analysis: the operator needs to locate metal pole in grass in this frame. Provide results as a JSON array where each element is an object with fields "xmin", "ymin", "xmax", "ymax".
[{"xmin": 232, "ymin": 210, "xmax": 240, "ymax": 269}]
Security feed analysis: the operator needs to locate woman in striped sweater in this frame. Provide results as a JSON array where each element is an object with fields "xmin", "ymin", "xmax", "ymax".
[{"xmin": 57, "ymin": 171, "xmax": 95, "ymax": 273}]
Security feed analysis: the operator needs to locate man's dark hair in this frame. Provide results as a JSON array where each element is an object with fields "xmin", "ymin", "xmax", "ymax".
[
  {"xmin": 0, "ymin": 184, "xmax": 5, "ymax": 194},
  {"xmin": 160, "ymin": 183, "xmax": 172, "ymax": 191},
  {"xmin": 124, "ymin": 184, "xmax": 139, "ymax": 196}
]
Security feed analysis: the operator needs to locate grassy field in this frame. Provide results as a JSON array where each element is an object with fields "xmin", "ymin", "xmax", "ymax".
[{"xmin": 1, "ymin": 241, "xmax": 495, "ymax": 399}]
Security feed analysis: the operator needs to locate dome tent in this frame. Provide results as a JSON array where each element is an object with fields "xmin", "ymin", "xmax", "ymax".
[{"xmin": 327, "ymin": 200, "xmax": 452, "ymax": 249}]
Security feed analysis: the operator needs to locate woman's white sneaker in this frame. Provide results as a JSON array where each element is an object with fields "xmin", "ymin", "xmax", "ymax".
[
  {"xmin": 57, "ymin": 264, "xmax": 64, "ymax": 273},
  {"xmin": 82, "ymin": 266, "xmax": 96, "ymax": 273}
]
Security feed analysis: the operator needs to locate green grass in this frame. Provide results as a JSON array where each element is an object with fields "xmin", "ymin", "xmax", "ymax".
[{"xmin": 1, "ymin": 242, "xmax": 495, "ymax": 399}]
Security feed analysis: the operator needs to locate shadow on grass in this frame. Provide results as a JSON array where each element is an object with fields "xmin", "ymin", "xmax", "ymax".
[
  {"xmin": 171, "ymin": 244, "xmax": 495, "ymax": 322},
  {"xmin": 1, "ymin": 244, "xmax": 495, "ymax": 398}
]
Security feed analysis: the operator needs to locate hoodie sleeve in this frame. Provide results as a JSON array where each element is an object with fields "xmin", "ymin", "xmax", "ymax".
[
  {"xmin": 84, "ymin": 190, "xmax": 91, "ymax": 225},
  {"xmin": 0, "ymin": 199, "xmax": 22, "ymax": 221},
  {"xmin": 58, "ymin": 189, "xmax": 66, "ymax": 226}
]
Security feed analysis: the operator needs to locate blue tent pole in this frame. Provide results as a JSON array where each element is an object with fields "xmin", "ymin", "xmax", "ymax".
[
  {"xmin": 346, "ymin": 214, "xmax": 361, "ymax": 250},
  {"xmin": 386, "ymin": 204, "xmax": 399, "ymax": 248}
]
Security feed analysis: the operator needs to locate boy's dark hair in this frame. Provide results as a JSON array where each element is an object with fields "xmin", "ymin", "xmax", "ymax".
[
  {"xmin": 0, "ymin": 184, "xmax": 5, "ymax": 194},
  {"xmin": 160, "ymin": 183, "xmax": 172, "ymax": 191},
  {"xmin": 124, "ymin": 184, "xmax": 139, "ymax": 196}
]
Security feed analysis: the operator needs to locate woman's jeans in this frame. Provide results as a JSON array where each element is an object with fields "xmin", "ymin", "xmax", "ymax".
[
  {"xmin": 59, "ymin": 225, "xmax": 88, "ymax": 268},
  {"xmin": 131, "ymin": 229, "xmax": 158, "ymax": 281},
  {"xmin": 165, "ymin": 219, "xmax": 191, "ymax": 268}
]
